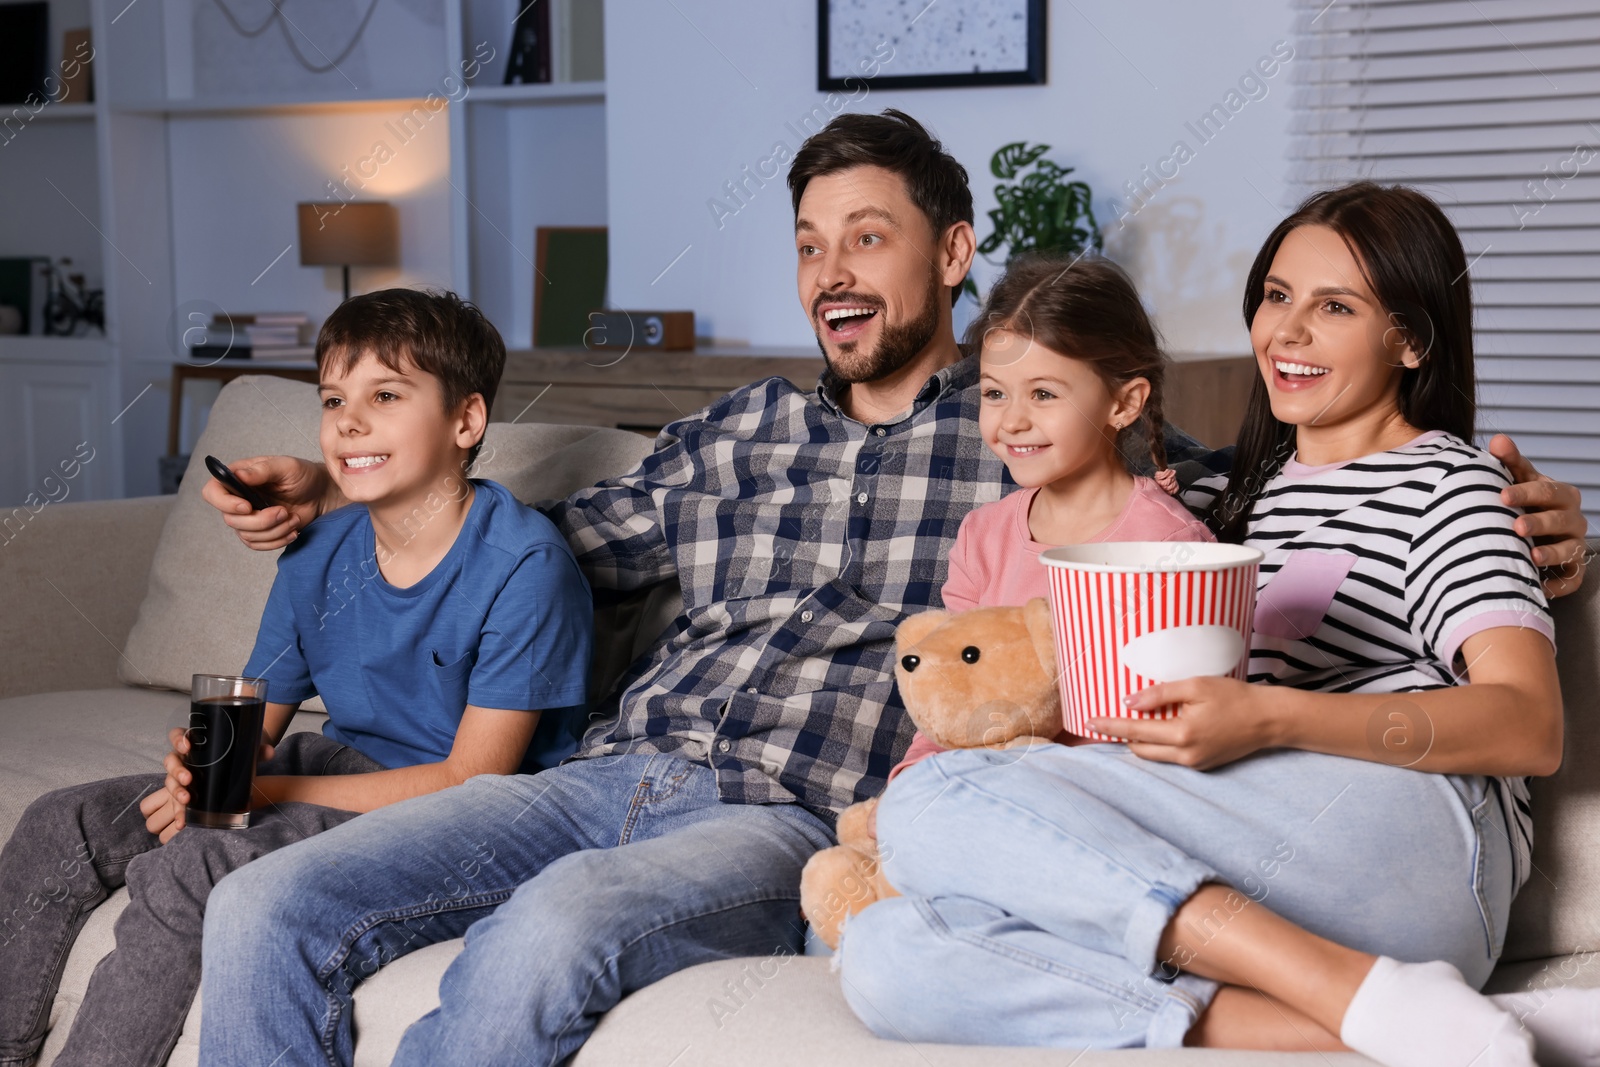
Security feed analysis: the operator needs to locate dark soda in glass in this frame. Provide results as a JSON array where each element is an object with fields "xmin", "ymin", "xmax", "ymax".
[{"xmin": 184, "ymin": 676, "xmax": 267, "ymax": 829}]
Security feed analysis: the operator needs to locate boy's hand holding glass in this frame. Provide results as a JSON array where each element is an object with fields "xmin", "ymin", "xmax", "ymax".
[
  {"xmin": 139, "ymin": 727, "xmax": 205, "ymax": 841},
  {"xmin": 1089, "ymin": 676, "xmax": 1278, "ymax": 771},
  {"xmin": 138, "ymin": 768, "xmax": 186, "ymax": 844},
  {"xmin": 138, "ymin": 683, "xmax": 277, "ymax": 843}
]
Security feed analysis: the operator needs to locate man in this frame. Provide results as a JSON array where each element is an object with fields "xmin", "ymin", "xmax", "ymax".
[{"xmin": 197, "ymin": 111, "xmax": 1588, "ymax": 1066}]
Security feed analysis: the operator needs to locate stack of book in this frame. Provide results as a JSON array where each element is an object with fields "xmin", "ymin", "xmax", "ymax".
[{"xmin": 188, "ymin": 312, "xmax": 313, "ymax": 361}]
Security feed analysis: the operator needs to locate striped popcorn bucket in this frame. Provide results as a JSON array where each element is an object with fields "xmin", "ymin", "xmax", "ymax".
[{"xmin": 1040, "ymin": 542, "xmax": 1263, "ymax": 741}]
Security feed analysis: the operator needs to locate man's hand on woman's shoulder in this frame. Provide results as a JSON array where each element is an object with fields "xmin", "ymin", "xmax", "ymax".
[
  {"xmin": 201, "ymin": 455, "xmax": 337, "ymax": 551},
  {"xmin": 1490, "ymin": 434, "xmax": 1590, "ymax": 599}
]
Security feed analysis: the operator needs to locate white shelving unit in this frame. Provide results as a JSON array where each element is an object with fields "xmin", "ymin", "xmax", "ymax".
[
  {"xmin": 463, "ymin": 81, "xmax": 606, "ymax": 105},
  {"xmin": 32, "ymin": 101, "xmax": 96, "ymax": 121},
  {"xmin": 113, "ymin": 93, "xmax": 444, "ymax": 116},
  {"xmin": 0, "ymin": 0, "xmax": 112, "ymax": 511},
  {"xmin": 1, "ymin": 0, "xmax": 606, "ymax": 505}
]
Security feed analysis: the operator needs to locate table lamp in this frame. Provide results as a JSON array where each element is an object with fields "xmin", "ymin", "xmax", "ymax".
[{"xmin": 297, "ymin": 201, "xmax": 398, "ymax": 302}]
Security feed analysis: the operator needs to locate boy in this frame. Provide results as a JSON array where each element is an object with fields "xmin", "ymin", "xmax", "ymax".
[{"xmin": 0, "ymin": 288, "xmax": 592, "ymax": 1067}]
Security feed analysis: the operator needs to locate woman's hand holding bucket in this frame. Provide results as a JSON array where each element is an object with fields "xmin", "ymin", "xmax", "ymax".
[{"xmin": 1088, "ymin": 676, "xmax": 1280, "ymax": 771}]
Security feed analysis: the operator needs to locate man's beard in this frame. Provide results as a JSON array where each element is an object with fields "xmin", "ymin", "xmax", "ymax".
[{"xmin": 815, "ymin": 270, "xmax": 944, "ymax": 385}]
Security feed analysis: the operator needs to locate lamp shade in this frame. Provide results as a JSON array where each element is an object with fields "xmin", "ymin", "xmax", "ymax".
[{"xmin": 297, "ymin": 202, "xmax": 398, "ymax": 267}]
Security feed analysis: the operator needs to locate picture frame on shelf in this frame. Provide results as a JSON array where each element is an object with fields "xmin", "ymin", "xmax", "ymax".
[
  {"xmin": 61, "ymin": 29, "xmax": 93, "ymax": 104},
  {"xmin": 817, "ymin": 0, "xmax": 1046, "ymax": 91},
  {"xmin": 533, "ymin": 227, "xmax": 608, "ymax": 348}
]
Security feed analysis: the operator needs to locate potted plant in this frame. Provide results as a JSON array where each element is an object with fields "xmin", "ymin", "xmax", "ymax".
[{"xmin": 962, "ymin": 142, "xmax": 1102, "ymax": 300}]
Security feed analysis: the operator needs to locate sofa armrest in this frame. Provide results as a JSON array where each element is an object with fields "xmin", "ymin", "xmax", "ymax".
[{"xmin": 0, "ymin": 495, "xmax": 174, "ymax": 699}]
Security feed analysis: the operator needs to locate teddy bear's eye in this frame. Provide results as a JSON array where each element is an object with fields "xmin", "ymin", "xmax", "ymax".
[
  {"xmin": 961, "ymin": 646, "xmax": 980, "ymax": 664},
  {"xmin": 900, "ymin": 655, "xmax": 920, "ymax": 672}
]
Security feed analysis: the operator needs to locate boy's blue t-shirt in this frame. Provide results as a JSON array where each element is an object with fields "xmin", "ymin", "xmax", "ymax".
[{"xmin": 242, "ymin": 478, "xmax": 592, "ymax": 773}]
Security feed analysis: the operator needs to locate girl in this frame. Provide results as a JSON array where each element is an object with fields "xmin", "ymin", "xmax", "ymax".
[
  {"xmin": 842, "ymin": 183, "xmax": 1597, "ymax": 1067},
  {"xmin": 945, "ymin": 254, "xmax": 1212, "ymax": 612},
  {"xmin": 891, "ymin": 255, "xmax": 1212, "ymax": 777}
]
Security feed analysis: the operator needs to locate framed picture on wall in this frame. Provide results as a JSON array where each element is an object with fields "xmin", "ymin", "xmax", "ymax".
[{"xmin": 818, "ymin": 0, "xmax": 1045, "ymax": 91}]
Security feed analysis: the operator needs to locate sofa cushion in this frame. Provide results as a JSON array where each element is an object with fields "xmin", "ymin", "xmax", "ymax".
[
  {"xmin": 575, "ymin": 957, "xmax": 1376, "ymax": 1065},
  {"xmin": 200, "ymin": 935, "xmax": 1371, "ymax": 1065},
  {"xmin": 117, "ymin": 375, "xmax": 659, "ymax": 701},
  {"xmin": 348, "ymin": 940, "xmax": 467, "ymax": 1067},
  {"xmin": 574, "ymin": 953, "xmax": 1600, "ymax": 1066},
  {"xmin": 332, "ymin": 947, "xmax": 1377, "ymax": 1066},
  {"xmin": 1503, "ymin": 562, "xmax": 1600, "ymax": 961},
  {"xmin": 0, "ymin": 494, "xmax": 173, "ymax": 701},
  {"xmin": 51, "ymin": 917, "xmax": 1600, "ymax": 1067},
  {"xmin": 204, "ymin": 947, "xmax": 1595, "ymax": 1066},
  {"xmin": 0, "ymin": 687, "xmax": 329, "ymax": 842},
  {"xmin": 0, "ymin": 688, "xmax": 191, "ymax": 841}
]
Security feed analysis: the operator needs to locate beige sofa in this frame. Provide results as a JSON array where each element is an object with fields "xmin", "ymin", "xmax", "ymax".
[{"xmin": 2, "ymin": 376, "xmax": 1597, "ymax": 1066}]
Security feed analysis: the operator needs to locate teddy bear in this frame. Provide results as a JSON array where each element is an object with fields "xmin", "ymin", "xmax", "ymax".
[{"xmin": 799, "ymin": 597, "xmax": 1063, "ymax": 949}]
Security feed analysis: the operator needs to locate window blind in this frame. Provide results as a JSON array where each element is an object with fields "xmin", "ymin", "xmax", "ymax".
[{"xmin": 1290, "ymin": 0, "xmax": 1600, "ymax": 531}]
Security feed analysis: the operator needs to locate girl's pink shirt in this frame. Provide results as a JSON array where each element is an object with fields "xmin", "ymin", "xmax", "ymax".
[
  {"xmin": 887, "ymin": 477, "xmax": 1215, "ymax": 782},
  {"xmin": 941, "ymin": 477, "xmax": 1214, "ymax": 612}
]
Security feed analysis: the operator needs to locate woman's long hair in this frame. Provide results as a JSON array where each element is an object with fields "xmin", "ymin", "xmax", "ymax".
[{"xmin": 1211, "ymin": 182, "xmax": 1477, "ymax": 542}]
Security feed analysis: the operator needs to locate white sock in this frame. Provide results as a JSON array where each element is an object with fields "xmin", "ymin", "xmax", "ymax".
[
  {"xmin": 1490, "ymin": 988, "xmax": 1600, "ymax": 1067},
  {"xmin": 1339, "ymin": 956, "xmax": 1536, "ymax": 1067}
]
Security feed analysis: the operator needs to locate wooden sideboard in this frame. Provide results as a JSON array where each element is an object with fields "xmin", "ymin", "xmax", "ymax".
[
  {"xmin": 167, "ymin": 348, "xmax": 1256, "ymax": 454},
  {"xmin": 492, "ymin": 346, "xmax": 825, "ymax": 433},
  {"xmin": 168, "ymin": 359, "xmax": 319, "ymax": 455},
  {"xmin": 1166, "ymin": 354, "xmax": 1259, "ymax": 451},
  {"xmin": 494, "ymin": 346, "xmax": 1256, "ymax": 450}
]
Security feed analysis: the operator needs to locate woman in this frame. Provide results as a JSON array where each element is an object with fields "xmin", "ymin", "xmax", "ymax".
[{"xmin": 836, "ymin": 183, "xmax": 1596, "ymax": 1067}]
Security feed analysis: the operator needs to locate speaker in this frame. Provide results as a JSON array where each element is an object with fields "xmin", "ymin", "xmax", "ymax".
[{"xmin": 584, "ymin": 311, "xmax": 695, "ymax": 351}]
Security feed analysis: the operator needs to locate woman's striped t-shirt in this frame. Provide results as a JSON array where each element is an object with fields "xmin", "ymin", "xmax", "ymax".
[{"xmin": 1184, "ymin": 430, "xmax": 1554, "ymax": 893}]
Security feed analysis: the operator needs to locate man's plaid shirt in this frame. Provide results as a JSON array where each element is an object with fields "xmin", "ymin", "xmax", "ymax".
[{"xmin": 543, "ymin": 354, "xmax": 1216, "ymax": 820}]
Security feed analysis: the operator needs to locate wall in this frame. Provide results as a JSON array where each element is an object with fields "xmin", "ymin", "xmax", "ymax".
[
  {"xmin": 166, "ymin": 107, "xmax": 453, "ymax": 329},
  {"xmin": 467, "ymin": 100, "xmax": 609, "ymax": 349},
  {"xmin": 155, "ymin": 0, "xmax": 456, "ymax": 335},
  {"xmin": 604, "ymin": 0, "xmax": 1297, "ymax": 354}
]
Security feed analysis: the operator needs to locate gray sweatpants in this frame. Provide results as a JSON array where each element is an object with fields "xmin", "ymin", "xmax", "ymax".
[{"xmin": 0, "ymin": 732, "xmax": 381, "ymax": 1067}]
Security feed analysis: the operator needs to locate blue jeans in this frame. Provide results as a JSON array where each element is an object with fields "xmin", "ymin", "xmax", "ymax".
[
  {"xmin": 836, "ymin": 743, "xmax": 1511, "ymax": 1049},
  {"xmin": 198, "ymin": 753, "xmax": 833, "ymax": 1067}
]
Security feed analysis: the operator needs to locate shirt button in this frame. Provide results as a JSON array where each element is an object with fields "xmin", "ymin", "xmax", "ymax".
[
  {"xmin": 800, "ymin": 610, "xmax": 814, "ymax": 623},
  {"xmin": 717, "ymin": 739, "xmax": 732, "ymax": 753},
  {"xmin": 856, "ymin": 491, "xmax": 868, "ymax": 504},
  {"xmin": 746, "ymin": 687, "xmax": 757, "ymax": 694},
  {"xmin": 874, "ymin": 427, "xmax": 886, "ymax": 437}
]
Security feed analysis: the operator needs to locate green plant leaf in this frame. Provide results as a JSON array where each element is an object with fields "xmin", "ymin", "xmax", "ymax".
[
  {"xmin": 1051, "ymin": 193, "xmax": 1071, "ymax": 235},
  {"xmin": 978, "ymin": 142, "xmax": 1099, "ymax": 264},
  {"xmin": 1019, "ymin": 169, "xmax": 1057, "ymax": 192},
  {"xmin": 977, "ymin": 207, "xmax": 1009, "ymax": 256},
  {"xmin": 991, "ymin": 142, "xmax": 1051, "ymax": 179}
]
